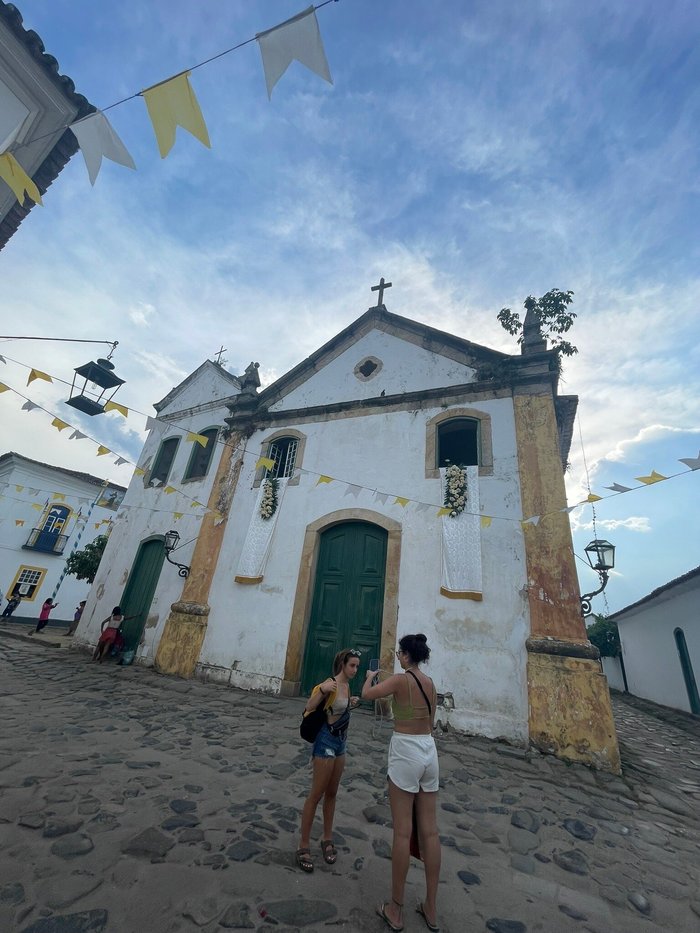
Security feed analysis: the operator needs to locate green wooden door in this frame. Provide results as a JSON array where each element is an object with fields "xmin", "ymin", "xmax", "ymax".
[
  {"xmin": 301, "ymin": 521, "xmax": 387, "ymax": 694},
  {"xmin": 119, "ymin": 538, "xmax": 166, "ymax": 652}
]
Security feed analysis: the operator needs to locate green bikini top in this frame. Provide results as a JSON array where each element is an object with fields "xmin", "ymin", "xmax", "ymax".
[{"xmin": 392, "ymin": 670, "xmax": 435, "ymax": 722}]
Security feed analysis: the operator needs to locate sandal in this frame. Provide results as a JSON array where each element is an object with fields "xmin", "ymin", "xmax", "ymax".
[
  {"xmin": 320, "ymin": 839, "xmax": 337, "ymax": 864},
  {"xmin": 416, "ymin": 902, "xmax": 439, "ymax": 932},
  {"xmin": 376, "ymin": 902, "xmax": 403, "ymax": 932},
  {"xmin": 295, "ymin": 847, "xmax": 313, "ymax": 873}
]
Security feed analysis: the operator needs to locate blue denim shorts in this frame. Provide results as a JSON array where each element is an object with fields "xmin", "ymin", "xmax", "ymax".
[{"xmin": 312, "ymin": 722, "xmax": 347, "ymax": 759}]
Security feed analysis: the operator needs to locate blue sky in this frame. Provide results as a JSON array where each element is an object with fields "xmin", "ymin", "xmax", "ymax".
[{"xmin": 2, "ymin": 0, "xmax": 699, "ymax": 614}]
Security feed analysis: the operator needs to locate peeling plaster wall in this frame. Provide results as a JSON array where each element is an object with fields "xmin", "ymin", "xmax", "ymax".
[
  {"xmin": 269, "ymin": 329, "xmax": 477, "ymax": 411},
  {"xmin": 199, "ymin": 396, "xmax": 530, "ymax": 742}
]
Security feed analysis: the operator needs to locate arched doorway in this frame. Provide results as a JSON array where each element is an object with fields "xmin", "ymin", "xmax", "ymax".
[
  {"xmin": 119, "ymin": 537, "xmax": 166, "ymax": 652},
  {"xmin": 674, "ymin": 628, "xmax": 700, "ymax": 715},
  {"xmin": 300, "ymin": 521, "xmax": 387, "ymax": 695}
]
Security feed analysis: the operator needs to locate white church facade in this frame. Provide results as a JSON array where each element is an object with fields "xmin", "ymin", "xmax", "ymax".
[{"xmin": 76, "ymin": 303, "xmax": 621, "ymax": 771}]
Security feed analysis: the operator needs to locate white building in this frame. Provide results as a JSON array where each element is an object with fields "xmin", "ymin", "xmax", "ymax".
[
  {"xmin": 0, "ymin": 452, "xmax": 125, "ymax": 623},
  {"xmin": 610, "ymin": 567, "xmax": 700, "ymax": 715},
  {"xmin": 76, "ymin": 304, "xmax": 621, "ymax": 769}
]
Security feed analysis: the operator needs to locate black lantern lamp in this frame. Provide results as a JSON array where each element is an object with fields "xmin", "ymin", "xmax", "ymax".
[
  {"xmin": 66, "ymin": 353, "xmax": 125, "ymax": 417},
  {"xmin": 580, "ymin": 539, "xmax": 615, "ymax": 615},
  {"xmin": 163, "ymin": 530, "xmax": 190, "ymax": 578}
]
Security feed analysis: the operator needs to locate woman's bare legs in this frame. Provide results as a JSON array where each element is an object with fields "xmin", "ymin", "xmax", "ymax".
[
  {"xmin": 415, "ymin": 790, "xmax": 441, "ymax": 927},
  {"xmin": 383, "ymin": 779, "xmax": 415, "ymax": 928},
  {"xmin": 322, "ymin": 756, "xmax": 345, "ymax": 841},
  {"xmin": 299, "ymin": 756, "xmax": 341, "ymax": 852}
]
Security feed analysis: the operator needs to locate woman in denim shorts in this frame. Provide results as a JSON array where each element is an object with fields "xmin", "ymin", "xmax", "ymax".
[{"xmin": 296, "ymin": 648, "xmax": 361, "ymax": 873}]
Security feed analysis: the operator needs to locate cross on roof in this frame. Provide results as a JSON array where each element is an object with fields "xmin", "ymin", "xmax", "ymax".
[
  {"xmin": 213, "ymin": 345, "xmax": 228, "ymax": 366},
  {"xmin": 371, "ymin": 277, "xmax": 392, "ymax": 307}
]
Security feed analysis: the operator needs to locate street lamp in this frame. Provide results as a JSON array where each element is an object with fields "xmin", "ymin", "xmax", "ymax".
[
  {"xmin": 580, "ymin": 539, "xmax": 615, "ymax": 616},
  {"xmin": 65, "ymin": 355, "xmax": 126, "ymax": 416},
  {"xmin": 163, "ymin": 530, "xmax": 190, "ymax": 578}
]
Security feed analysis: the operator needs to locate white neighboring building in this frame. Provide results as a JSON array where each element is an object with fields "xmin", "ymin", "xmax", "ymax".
[
  {"xmin": 610, "ymin": 567, "xmax": 700, "ymax": 715},
  {"xmin": 0, "ymin": 452, "xmax": 125, "ymax": 623}
]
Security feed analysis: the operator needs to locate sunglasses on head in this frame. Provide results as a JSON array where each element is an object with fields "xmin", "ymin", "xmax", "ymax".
[{"xmin": 347, "ymin": 649, "xmax": 361, "ymax": 658}]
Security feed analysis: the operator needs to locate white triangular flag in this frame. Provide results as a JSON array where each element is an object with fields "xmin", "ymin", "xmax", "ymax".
[
  {"xmin": 70, "ymin": 430, "xmax": 88, "ymax": 440},
  {"xmin": 21, "ymin": 400, "xmax": 38, "ymax": 412},
  {"xmin": 375, "ymin": 492, "xmax": 389, "ymax": 505},
  {"xmin": 344, "ymin": 484, "xmax": 361, "ymax": 498},
  {"xmin": 114, "ymin": 457, "xmax": 128, "ymax": 466},
  {"xmin": 257, "ymin": 6, "xmax": 332, "ymax": 99},
  {"xmin": 70, "ymin": 111, "xmax": 136, "ymax": 185},
  {"xmin": 145, "ymin": 416, "xmax": 159, "ymax": 432}
]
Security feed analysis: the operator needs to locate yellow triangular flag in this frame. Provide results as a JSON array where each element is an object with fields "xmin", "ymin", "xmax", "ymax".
[
  {"xmin": 480, "ymin": 516, "xmax": 492, "ymax": 528},
  {"xmin": 15, "ymin": 485, "xmax": 24, "ymax": 492},
  {"xmin": 96, "ymin": 446, "xmax": 110, "ymax": 456},
  {"xmin": 586, "ymin": 493, "xmax": 602, "ymax": 503},
  {"xmin": 173, "ymin": 512, "xmax": 183, "ymax": 520},
  {"xmin": 394, "ymin": 496, "xmax": 409, "ymax": 507},
  {"xmin": 51, "ymin": 418, "xmax": 69, "ymax": 432},
  {"xmin": 437, "ymin": 507, "xmax": 451, "ymax": 516},
  {"xmin": 134, "ymin": 467, "xmax": 146, "ymax": 476},
  {"xmin": 0, "ymin": 152, "xmax": 42, "ymax": 205},
  {"xmin": 317, "ymin": 475, "xmax": 333, "ymax": 485},
  {"xmin": 104, "ymin": 400, "xmax": 128, "ymax": 418},
  {"xmin": 27, "ymin": 368, "xmax": 52, "ymax": 386},
  {"xmin": 256, "ymin": 456, "xmax": 275, "ymax": 470},
  {"xmin": 142, "ymin": 71, "xmax": 211, "ymax": 158},
  {"xmin": 52, "ymin": 493, "xmax": 66, "ymax": 501},
  {"xmin": 0, "ymin": 382, "xmax": 9, "ymax": 392},
  {"xmin": 95, "ymin": 522, "xmax": 101, "ymax": 529},
  {"xmin": 164, "ymin": 486, "xmax": 177, "ymax": 494},
  {"xmin": 31, "ymin": 503, "xmax": 43, "ymax": 511},
  {"xmin": 15, "ymin": 519, "xmax": 25, "ymax": 526},
  {"xmin": 187, "ymin": 431, "xmax": 209, "ymax": 447},
  {"xmin": 635, "ymin": 470, "xmax": 668, "ymax": 485},
  {"xmin": 191, "ymin": 500, "xmax": 204, "ymax": 509}
]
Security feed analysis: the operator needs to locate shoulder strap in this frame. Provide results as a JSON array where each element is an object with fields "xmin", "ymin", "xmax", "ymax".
[{"xmin": 406, "ymin": 670, "xmax": 432, "ymax": 717}]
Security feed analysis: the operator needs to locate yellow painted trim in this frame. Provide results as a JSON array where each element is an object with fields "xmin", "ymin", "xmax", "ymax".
[
  {"xmin": 234, "ymin": 575, "xmax": 263, "ymax": 585},
  {"xmin": 440, "ymin": 586, "xmax": 483, "ymax": 601},
  {"xmin": 8, "ymin": 564, "xmax": 47, "ymax": 602}
]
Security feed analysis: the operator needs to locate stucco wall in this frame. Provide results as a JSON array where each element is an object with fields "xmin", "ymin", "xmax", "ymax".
[
  {"xmin": 601, "ymin": 656, "xmax": 625, "ymax": 692},
  {"xmin": 198, "ymin": 396, "xmax": 530, "ymax": 742},
  {"xmin": 616, "ymin": 578, "xmax": 700, "ymax": 713}
]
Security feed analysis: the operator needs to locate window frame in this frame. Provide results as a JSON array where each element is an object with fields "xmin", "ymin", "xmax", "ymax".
[
  {"xmin": 425, "ymin": 408, "xmax": 493, "ymax": 479},
  {"xmin": 182, "ymin": 426, "xmax": 220, "ymax": 483},
  {"xmin": 8, "ymin": 564, "xmax": 47, "ymax": 602},
  {"xmin": 149, "ymin": 436, "xmax": 180, "ymax": 486},
  {"xmin": 253, "ymin": 429, "xmax": 307, "ymax": 488}
]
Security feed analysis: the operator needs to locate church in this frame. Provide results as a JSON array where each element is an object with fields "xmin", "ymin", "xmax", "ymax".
[{"xmin": 76, "ymin": 292, "xmax": 620, "ymax": 772}]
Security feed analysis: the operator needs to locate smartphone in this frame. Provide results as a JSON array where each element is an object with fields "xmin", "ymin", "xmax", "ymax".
[{"xmin": 369, "ymin": 658, "xmax": 380, "ymax": 671}]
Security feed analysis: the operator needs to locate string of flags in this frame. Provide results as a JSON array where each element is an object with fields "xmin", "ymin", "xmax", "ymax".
[{"xmin": 0, "ymin": 4, "xmax": 336, "ymax": 205}]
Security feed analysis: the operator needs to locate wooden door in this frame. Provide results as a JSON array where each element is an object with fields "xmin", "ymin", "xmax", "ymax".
[
  {"xmin": 119, "ymin": 538, "xmax": 165, "ymax": 652},
  {"xmin": 300, "ymin": 521, "xmax": 387, "ymax": 694}
]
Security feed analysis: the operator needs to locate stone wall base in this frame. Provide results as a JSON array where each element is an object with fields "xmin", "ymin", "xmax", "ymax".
[
  {"xmin": 154, "ymin": 602, "xmax": 209, "ymax": 678},
  {"xmin": 527, "ymin": 650, "xmax": 621, "ymax": 774}
]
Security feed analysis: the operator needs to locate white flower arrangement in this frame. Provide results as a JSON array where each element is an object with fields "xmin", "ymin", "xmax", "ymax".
[
  {"xmin": 443, "ymin": 463, "xmax": 467, "ymax": 517},
  {"xmin": 260, "ymin": 476, "xmax": 279, "ymax": 520}
]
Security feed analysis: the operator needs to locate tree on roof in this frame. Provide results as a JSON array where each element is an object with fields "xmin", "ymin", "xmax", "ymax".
[{"xmin": 497, "ymin": 288, "xmax": 578, "ymax": 358}]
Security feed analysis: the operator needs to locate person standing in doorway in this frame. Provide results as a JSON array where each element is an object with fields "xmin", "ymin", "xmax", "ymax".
[
  {"xmin": 34, "ymin": 598, "xmax": 59, "ymax": 633},
  {"xmin": 2, "ymin": 594, "xmax": 21, "ymax": 618},
  {"xmin": 362, "ymin": 634, "xmax": 441, "ymax": 933},
  {"xmin": 65, "ymin": 600, "xmax": 86, "ymax": 636}
]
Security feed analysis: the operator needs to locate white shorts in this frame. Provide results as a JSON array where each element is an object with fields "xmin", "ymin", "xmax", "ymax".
[{"xmin": 387, "ymin": 733, "xmax": 439, "ymax": 793}]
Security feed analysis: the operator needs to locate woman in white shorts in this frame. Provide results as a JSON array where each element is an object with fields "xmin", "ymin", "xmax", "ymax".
[{"xmin": 362, "ymin": 633, "xmax": 441, "ymax": 933}]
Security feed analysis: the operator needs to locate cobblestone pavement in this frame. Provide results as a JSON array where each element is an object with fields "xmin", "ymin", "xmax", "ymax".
[{"xmin": 1, "ymin": 634, "xmax": 699, "ymax": 933}]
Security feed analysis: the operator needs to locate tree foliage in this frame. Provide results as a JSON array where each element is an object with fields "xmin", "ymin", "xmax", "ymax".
[
  {"xmin": 587, "ymin": 614, "xmax": 621, "ymax": 658},
  {"xmin": 64, "ymin": 534, "xmax": 108, "ymax": 584},
  {"xmin": 497, "ymin": 288, "xmax": 578, "ymax": 357}
]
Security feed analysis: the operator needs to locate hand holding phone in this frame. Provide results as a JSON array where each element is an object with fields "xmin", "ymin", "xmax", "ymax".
[{"xmin": 369, "ymin": 658, "xmax": 380, "ymax": 671}]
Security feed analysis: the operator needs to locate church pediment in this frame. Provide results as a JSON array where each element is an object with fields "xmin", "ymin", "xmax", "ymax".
[{"xmin": 155, "ymin": 360, "xmax": 240, "ymax": 417}]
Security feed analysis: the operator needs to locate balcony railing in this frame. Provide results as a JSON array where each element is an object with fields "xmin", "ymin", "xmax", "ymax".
[{"xmin": 23, "ymin": 528, "xmax": 69, "ymax": 555}]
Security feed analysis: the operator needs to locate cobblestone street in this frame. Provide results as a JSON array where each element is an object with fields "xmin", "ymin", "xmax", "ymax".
[{"xmin": 1, "ymin": 633, "xmax": 699, "ymax": 933}]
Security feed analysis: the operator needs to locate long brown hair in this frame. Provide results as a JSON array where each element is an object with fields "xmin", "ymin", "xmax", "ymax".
[{"xmin": 332, "ymin": 647, "xmax": 359, "ymax": 674}]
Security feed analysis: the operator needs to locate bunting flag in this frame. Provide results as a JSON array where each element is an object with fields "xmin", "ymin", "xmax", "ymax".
[
  {"xmin": 635, "ymin": 470, "xmax": 667, "ymax": 485},
  {"xmin": 0, "ymin": 152, "xmax": 42, "ymax": 206},
  {"xmin": 679, "ymin": 452, "xmax": 700, "ymax": 470},
  {"xmin": 70, "ymin": 429, "xmax": 88, "ymax": 440},
  {"xmin": 256, "ymin": 456, "xmax": 275, "ymax": 471},
  {"xmin": 375, "ymin": 492, "xmax": 389, "ymax": 505},
  {"xmin": 437, "ymin": 507, "xmax": 451, "ymax": 517},
  {"xmin": 27, "ymin": 368, "xmax": 52, "ymax": 386},
  {"xmin": 114, "ymin": 457, "xmax": 128, "ymax": 466},
  {"xmin": 585, "ymin": 493, "xmax": 602, "ymax": 503},
  {"xmin": 104, "ymin": 400, "xmax": 129, "ymax": 417},
  {"xmin": 15, "ymin": 519, "xmax": 25, "ymax": 526},
  {"xmin": 51, "ymin": 417, "xmax": 70, "ymax": 432},
  {"xmin": 480, "ymin": 516, "xmax": 492, "ymax": 528},
  {"xmin": 394, "ymin": 496, "xmax": 409, "ymax": 507},
  {"xmin": 164, "ymin": 486, "xmax": 177, "ymax": 494},
  {"xmin": 415, "ymin": 502, "xmax": 432, "ymax": 512},
  {"xmin": 257, "ymin": 6, "xmax": 332, "ymax": 99},
  {"xmin": 344, "ymin": 484, "xmax": 361, "ymax": 498},
  {"xmin": 28, "ymin": 488, "xmax": 39, "ymax": 495},
  {"xmin": 522, "ymin": 516, "xmax": 541, "ymax": 527},
  {"xmin": 31, "ymin": 503, "xmax": 43, "ymax": 511},
  {"xmin": 191, "ymin": 500, "xmax": 204, "ymax": 509},
  {"xmin": 560, "ymin": 505, "xmax": 577, "ymax": 514},
  {"xmin": 21, "ymin": 400, "xmax": 38, "ymax": 412},
  {"xmin": 605, "ymin": 483, "xmax": 632, "ymax": 493},
  {"xmin": 70, "ymin": 110, "xmax": 136, "ymax": 185},
  {"xmin": 316, "ymin": 475, "xmax": 333, "ymax": 485},
  {"xmin": 52, "ymin": 493, "xmax": 66, "ymax": 501},
  {"xmin": 142, "ymin": 72, "xmax": 211, "ymax": 159},
  {"xmin": 187, "ymin": 431, "xmax": 209, "ymax": 447},
  {"xmin": 94, "ymin": 522, "xmax": 101, "ymax": 529},
  {"xmin": 134, "ymin": 467, "xmax": 146, "ymax": 476},
  {"xmin": 145, "ymin": 416, "xmax": 159, "ymax": 431},
  {"xmin": 0, "ymin": 356, "xmax": 5, "ymax": 363},
  {"xmin": 173, "ymin": 512, "xmax": 183, "ymax": 521},
  {"xmin": 0, "ymin": 382, "xmax": 8, "ymax": 392},
  {"xmin": 15, "ymin": 485, "xmax": 23, "ymax": 492},
  {"xmin": 96, "ymin": 446, "xmax": 110, "ymax": 456}
]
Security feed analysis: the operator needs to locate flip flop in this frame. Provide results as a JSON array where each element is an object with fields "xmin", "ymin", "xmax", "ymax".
[
  {"xmin": 376, "ymin": 903, "xmax": 403, "ymax": 932},
  {"xmin": 295, "ymin": 847, "xmax": 313, "ymax": 873},
  {"xmin": 416, "ymin": 902, "xmax": 440, "ymax": 932},
  {"xmin": 321, "ymin": 839, "xmax": 337, "ymax": 864}
]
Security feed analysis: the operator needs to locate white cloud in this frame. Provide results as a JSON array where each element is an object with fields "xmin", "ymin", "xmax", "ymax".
[{"xmin": 573, "ymin": 515, "xmax": 652, "ymax": 534}]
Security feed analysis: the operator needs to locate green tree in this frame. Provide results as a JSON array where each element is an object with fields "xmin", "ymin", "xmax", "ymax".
[
  {"xmin": 497, "ymin": 288, "xmax": 578, "ymax": 357},
  {"xmin": 64, "ymin": 534, "xmax": 108, "ymax": 584},
  {"xmin": 587, "ymin": 614, "xmax": 621, "ymax": 658}
]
